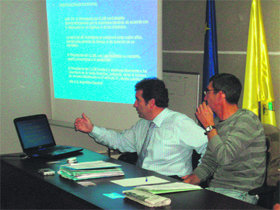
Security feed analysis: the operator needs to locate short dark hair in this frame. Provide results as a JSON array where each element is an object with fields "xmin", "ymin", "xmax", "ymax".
[
  {"xmin": 209, "ymin": 73, "xmax": 242, "ymax": 104},
  {"xmin": 135, "ymin": 78, "xmax": 169, "ymax": 108}
]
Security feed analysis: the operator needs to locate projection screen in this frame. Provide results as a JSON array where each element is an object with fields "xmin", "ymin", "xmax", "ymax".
[{"xmin": 46, "ymin": 0, "xmax": 162, "ymax": 130}]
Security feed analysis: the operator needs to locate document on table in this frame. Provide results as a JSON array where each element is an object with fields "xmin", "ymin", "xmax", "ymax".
[
  {"xmin": 111, "ymin": 176, "xmax": 170, "ymax": 187},
  {"xmin": 58, "ymin": 160, "xmax": 124, "ymax": 181},
  {"xmin": 135, "ymin": 182, "xmax": 202, "ymax": 194},
  {"xmin": 62, "ymin": 161, "xmax": 121, "ymax": 170}
]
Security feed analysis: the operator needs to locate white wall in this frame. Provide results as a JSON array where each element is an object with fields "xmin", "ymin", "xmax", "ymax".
[{"xmin": 1, "ymin": 0, "xmax": 51, "ymax": 154}]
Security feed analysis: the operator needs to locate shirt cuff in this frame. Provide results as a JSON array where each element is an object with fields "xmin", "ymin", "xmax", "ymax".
[{"xmin": 89, "ymin": 126, "xmax": 102, "ymax": 138}]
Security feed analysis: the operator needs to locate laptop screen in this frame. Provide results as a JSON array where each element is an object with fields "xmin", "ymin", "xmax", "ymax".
[{"xmin": 14, "ymin": 114, "xmax": 56, "ymax": 150}]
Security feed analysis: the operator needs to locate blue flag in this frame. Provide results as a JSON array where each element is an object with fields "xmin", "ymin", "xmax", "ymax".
[{"xmin": 202, "ymin": 0, "xmax": 219, "ymax": 97}]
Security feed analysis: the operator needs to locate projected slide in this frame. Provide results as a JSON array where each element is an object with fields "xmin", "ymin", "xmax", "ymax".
[{"xmin": 47, "ymin": 0, "xmax": 158, "ymax": 104}]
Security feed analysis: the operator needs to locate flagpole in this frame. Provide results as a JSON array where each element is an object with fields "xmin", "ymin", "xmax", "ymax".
[{"xmin": 258, "ymin": 102, "xmax": 261, "ymax": 121}]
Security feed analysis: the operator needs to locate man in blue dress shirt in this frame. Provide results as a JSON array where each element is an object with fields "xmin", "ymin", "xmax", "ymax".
[{"xmin": 75, "ymin": 78, "xmax": 207, "ymax": 178}]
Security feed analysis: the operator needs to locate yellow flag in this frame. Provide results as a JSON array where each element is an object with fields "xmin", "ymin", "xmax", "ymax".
[{"xmin": 242, "ymin": 0, "xmax": 277, "ymax": 127}]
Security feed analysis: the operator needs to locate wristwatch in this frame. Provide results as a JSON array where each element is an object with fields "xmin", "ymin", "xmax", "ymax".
[{"xmin": 204, "ymin": 125, "xmax": 216, "ymax": 135}]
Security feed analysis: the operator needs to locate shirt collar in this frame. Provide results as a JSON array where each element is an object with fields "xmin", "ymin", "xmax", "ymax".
[{"xmin": 151, "ymin": 108, "xmax": 169, "ymax": 127}]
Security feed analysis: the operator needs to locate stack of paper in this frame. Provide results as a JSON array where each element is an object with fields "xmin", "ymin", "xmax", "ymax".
[
  {"xmin": 111, "ymin": 176, "xmax": 170, "ymax": 187},
  {"xmin": 58, "ymin": 161, "xmax": 124, "ymax": 181},
  {"xmin": 134, "ymin": 182, "xmax": 202, "ymax": 194}
]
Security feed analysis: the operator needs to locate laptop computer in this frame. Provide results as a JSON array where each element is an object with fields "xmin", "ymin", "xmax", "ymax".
[{"xmin": 14, "ymin": 114, "xmax": 83, "ymax": 158}]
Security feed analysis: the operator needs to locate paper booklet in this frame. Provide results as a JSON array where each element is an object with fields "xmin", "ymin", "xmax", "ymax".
[
  {"xmin": 58, "ymin": 161, "xmax": 124, "ymax": 181},
  {"xmin": 60, "ymin": 161, "xmax": 121, "ymax": 170},
  {"xmin": 134, "ymin": 182, "xmax": 202, "ymax": 194}
]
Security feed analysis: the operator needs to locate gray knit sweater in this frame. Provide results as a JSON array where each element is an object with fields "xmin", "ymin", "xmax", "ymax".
[{"xmin": 194, "ymin": 109, "xmax": 266, "ymax": 192}]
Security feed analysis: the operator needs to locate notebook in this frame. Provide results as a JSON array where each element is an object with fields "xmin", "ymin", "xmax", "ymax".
[{"xmin": 14, "ymin": 114, "xmax": 83, "ymax": 158}]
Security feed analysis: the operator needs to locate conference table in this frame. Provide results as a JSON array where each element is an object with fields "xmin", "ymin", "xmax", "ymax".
[{"xmin": 1, "ymin": 149, "xmax": 264, "ymax": 209}]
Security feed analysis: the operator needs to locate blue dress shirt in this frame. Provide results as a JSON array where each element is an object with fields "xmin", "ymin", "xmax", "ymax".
[{"xmin": 89, "ymin": 108, "xmax": 208, "ymax": 177}]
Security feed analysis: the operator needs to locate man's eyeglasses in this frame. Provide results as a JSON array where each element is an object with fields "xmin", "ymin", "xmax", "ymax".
[{"xmin": 204, "ymin": 89, "xmax": 215, "ymax": 95}]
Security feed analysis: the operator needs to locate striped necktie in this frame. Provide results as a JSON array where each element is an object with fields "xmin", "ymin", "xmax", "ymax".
[{"xmin": 136, "ymin": 122, "xmax": 156, "ymax": 167}]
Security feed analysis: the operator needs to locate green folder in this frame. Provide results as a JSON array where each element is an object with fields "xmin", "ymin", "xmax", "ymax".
[
  {"xmin": 58, "ymin": 161, "xmax": 124, "ymax": 181},
  {"xmin": 59, "ymin": 168, "xmax": 124, "ymax": 181}
]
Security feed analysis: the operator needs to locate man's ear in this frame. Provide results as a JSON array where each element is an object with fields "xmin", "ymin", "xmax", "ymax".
[
  {"xmin": 148, "ymin": 98, "xmax": 156, "ymax": 108},
  {"xmin": 218, "ymin": 91, "xmax": 226, "ymax": 102}
]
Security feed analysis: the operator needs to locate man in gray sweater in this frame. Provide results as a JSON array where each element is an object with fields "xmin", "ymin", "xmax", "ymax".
[{"xmin": 183, "ymin": 73, "xmax": 266, "ymax": 204}]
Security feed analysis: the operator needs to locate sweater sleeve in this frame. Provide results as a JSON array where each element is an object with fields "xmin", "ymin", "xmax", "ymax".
[
  {"xmin": 207, "ymin": 113, "xmax": 263, "ymax": 165},
  {"xmin": 193, "ymin": 147, "xmax": 218, "ymax": 181}
]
